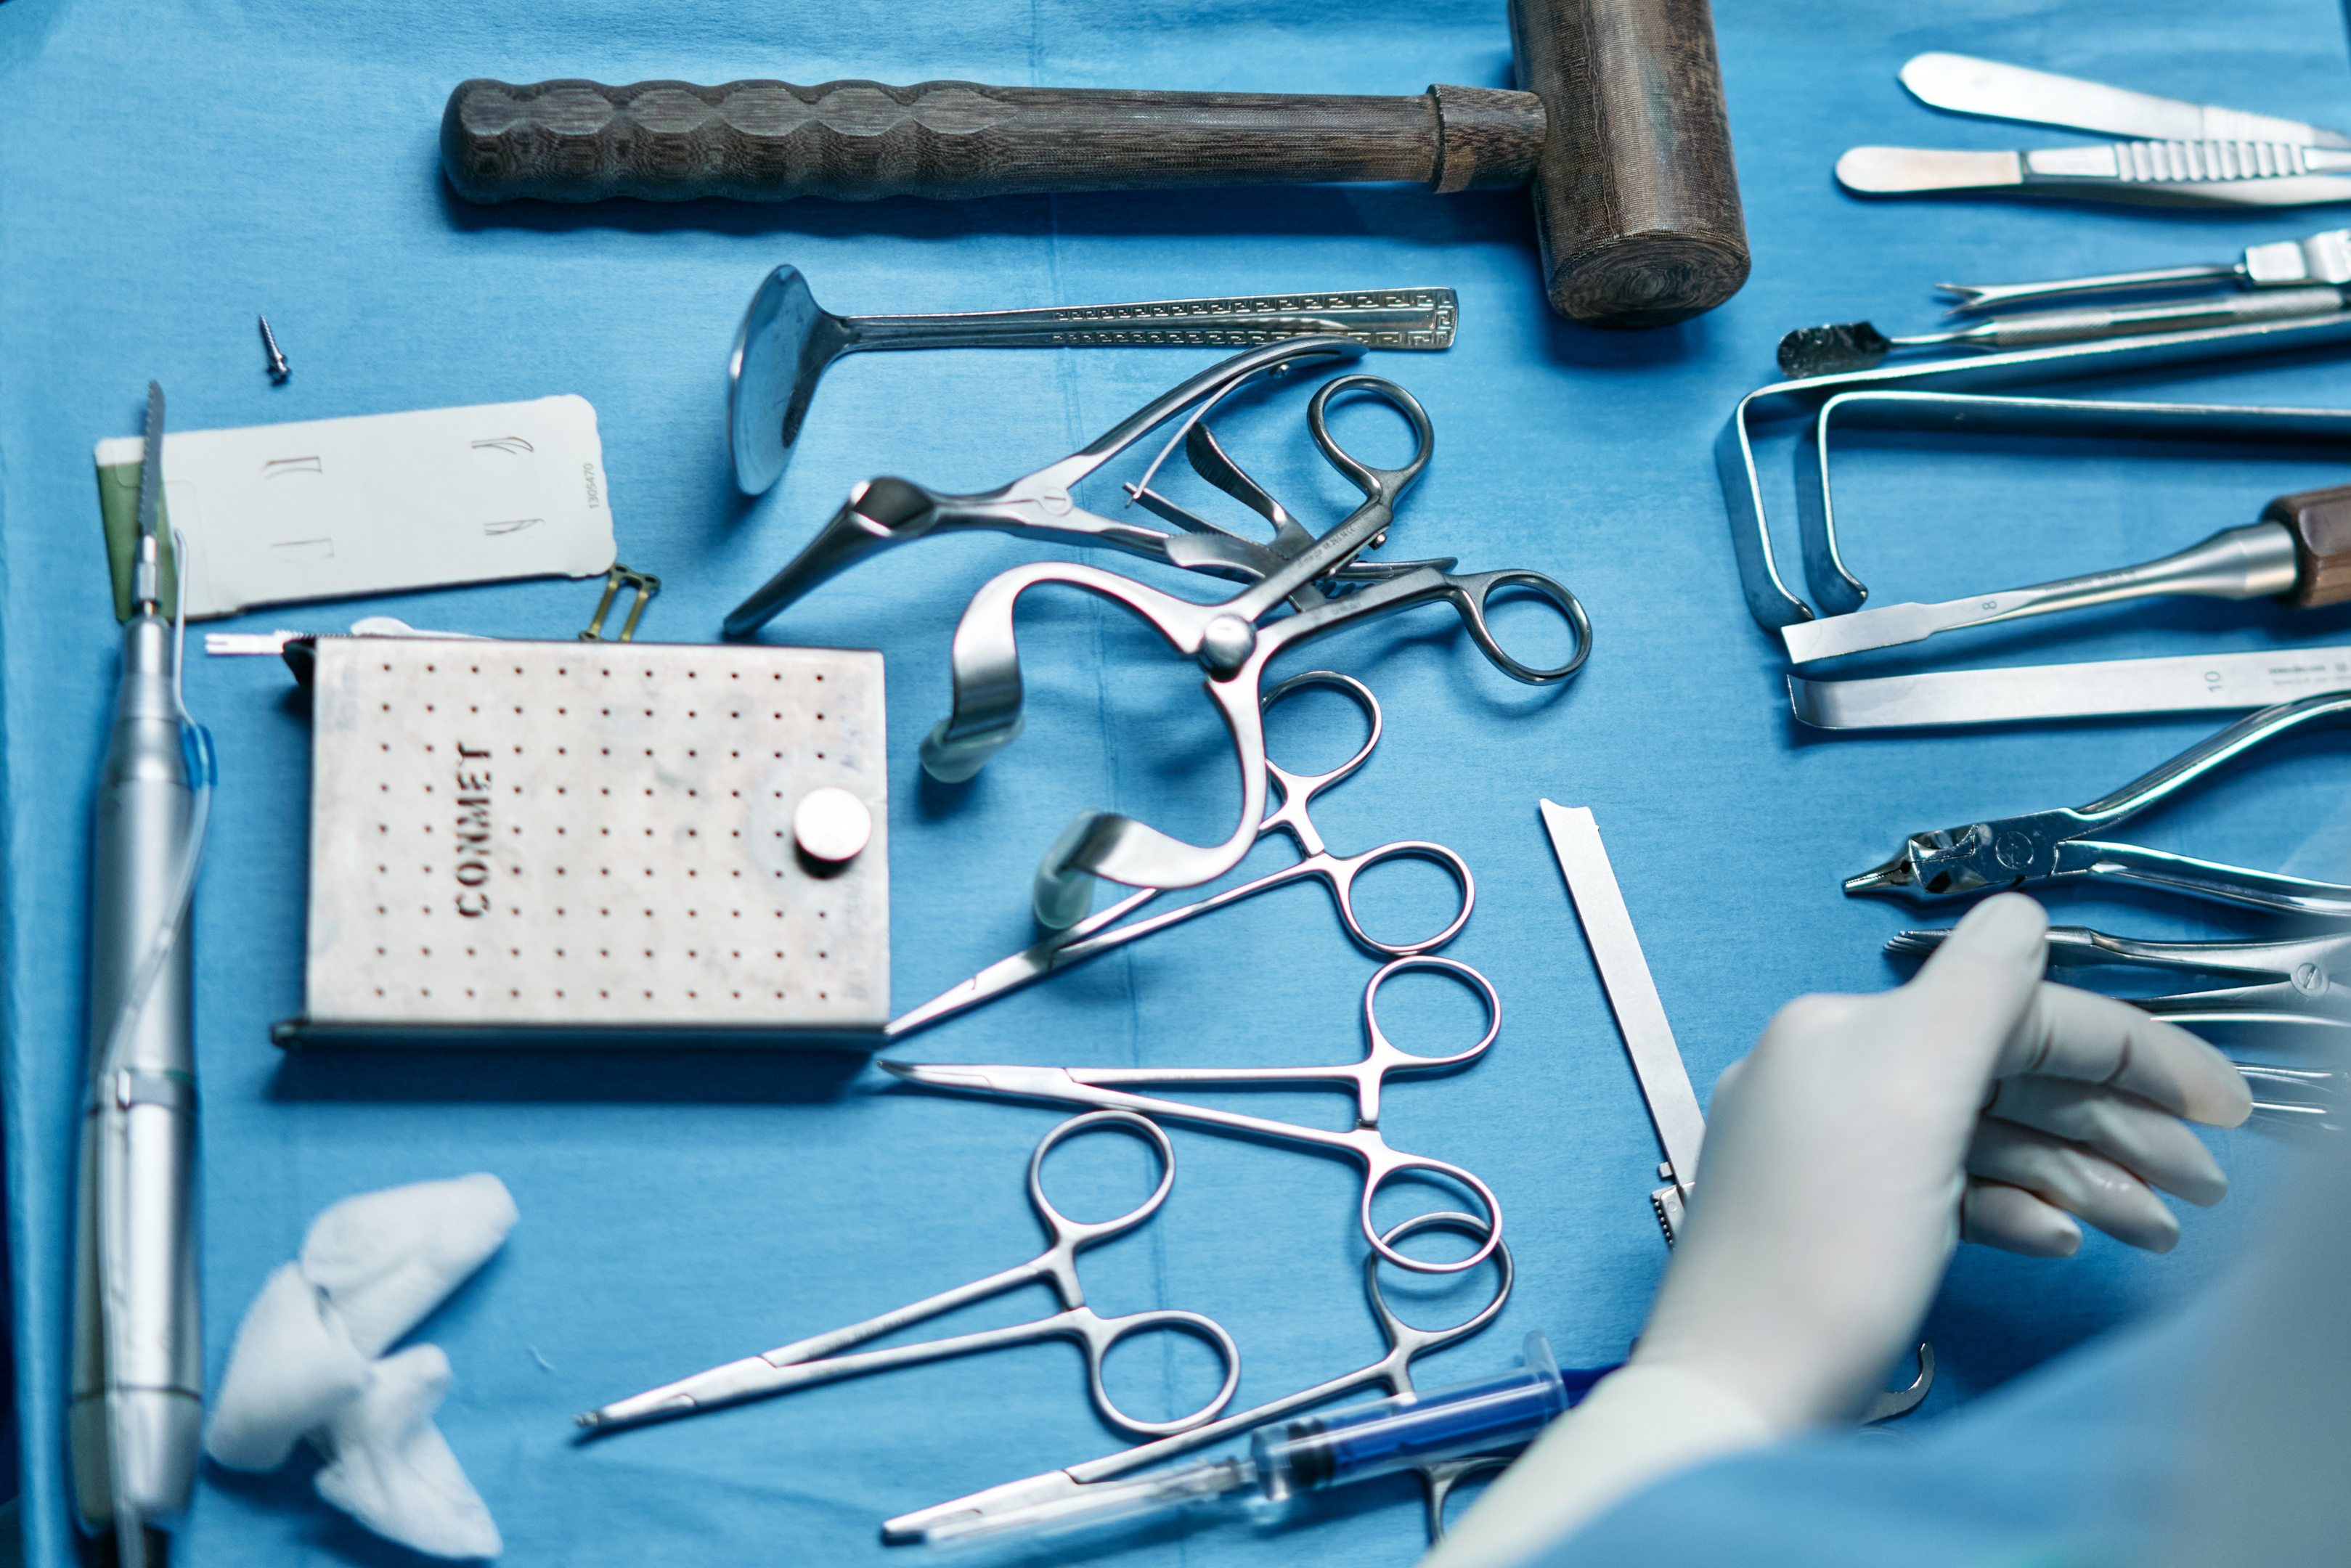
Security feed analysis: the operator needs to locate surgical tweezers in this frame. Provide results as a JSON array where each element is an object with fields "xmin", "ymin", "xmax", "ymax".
[{"xmin": 1846, "ymin": 690, "xmax": 2351, "ymax": 918}]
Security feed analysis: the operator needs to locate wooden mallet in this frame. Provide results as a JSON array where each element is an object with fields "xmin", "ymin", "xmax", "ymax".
[{"xmin": 441, "ymin": 0, "xmax": 1745, "ymax": 328}]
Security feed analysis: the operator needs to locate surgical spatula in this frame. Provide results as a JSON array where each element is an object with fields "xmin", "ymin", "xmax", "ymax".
[{"xmin": 1781, "ymin": 482, "xmax": 2351, "ymax": 665}]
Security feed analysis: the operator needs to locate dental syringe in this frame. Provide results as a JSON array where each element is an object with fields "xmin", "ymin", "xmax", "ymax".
[{"xmin": 924, "ymin": 1333, "xmax": 1605, "ymax": 1550}]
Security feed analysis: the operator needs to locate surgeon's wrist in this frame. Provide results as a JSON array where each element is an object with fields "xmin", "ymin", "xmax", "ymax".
[{"xmin": 1419, "ymin": 1362, "xmax": 1775, "ymax": 1568}]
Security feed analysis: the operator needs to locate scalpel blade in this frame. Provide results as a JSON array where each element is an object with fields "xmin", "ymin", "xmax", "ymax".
[
  {"xmin": 1899, "ymin": 53, "xmax": 2351, "ymax": 150},
  {"xmin": 1539, "ymin": 802, "xmax": 1706, "ymax": 1245},
  {"xmin": 1789, "ymin": 645, "xmax": 2351, "ymax": 730}
]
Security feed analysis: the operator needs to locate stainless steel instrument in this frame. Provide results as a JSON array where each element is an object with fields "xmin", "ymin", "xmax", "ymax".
[
  {"xmin": 1888, "ymin": 925, "xmax": 2351, "ymax": 1034},
  {"xmin": 728, "ymin": 266, "xmax": 1456, "ymax": 493},
  {"xmin": 885, "ymin": 671, "xmax": 1472, "ymax": 1040},
  {"xmin": 1939, "ymin": 227, "xmax": 2351, "ymax": 314},
  {"xmin": 1538, "ymin": 803, "xmax": 1706, "ymax": 1246},
  {"xmin": 1896, "ymin": 53, "xmax": 2351, "ymax": 150},
  {"xmin": 1788, "ymin": 643, "xmax": 2351, "ymax": 730},
  {"xmin": 578, "ymin": 1111, "xmax": 1240, "ymax": 1437},
  {"xmin": 1777, "ymin": 287, "xmax": 2349, "ymax": 377},
  {"xmin": 1840, "ymin": 54, "xmax": 2351, "ymax": 208},
  {"xmin": 73, "ymin": 383, "xmax": 209, "ymax": 1564},
  {"xmin": 1837, "ymin": 140, "xmax": 2351, "ymax": 206},
  {"xmin": 883, "ymin": 1210, "xmax": 1517, "ymax": 1548},
  {"xmin": 883, "ymin": 955, "xmax": 1507, "ymax": 1274},
  {"xmin": 827, "ymin": 352, "xmax": 1589, "ymax": 927},
  {"xmin": 724, "ymin": 335, "xmax": 1475, "ymax": 640},
  {"xmin": 1846, "ymin": 690, "xmax": 2351, "ymax": 919}
]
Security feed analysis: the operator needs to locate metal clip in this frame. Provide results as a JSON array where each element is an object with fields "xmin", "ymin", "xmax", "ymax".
[{"xmin": 579, "ymin": 565, "xmax": 660, "ymax": 642}]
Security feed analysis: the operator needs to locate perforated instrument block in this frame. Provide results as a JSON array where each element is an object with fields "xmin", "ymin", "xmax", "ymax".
[{"xmin": 285, "ymin": 637, "xmax": 888, "ymax": 1045}]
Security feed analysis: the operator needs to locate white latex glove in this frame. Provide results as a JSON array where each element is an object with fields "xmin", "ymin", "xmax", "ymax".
[{"xmin": 1425, "ymin": 894, "xmax": 2252, "ymax": 1568}]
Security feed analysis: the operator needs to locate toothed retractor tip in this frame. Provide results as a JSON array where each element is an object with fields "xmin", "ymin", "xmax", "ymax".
[{"xmin": 1778, "ymin": 322, "xmax": 1894, "ymax": 379}]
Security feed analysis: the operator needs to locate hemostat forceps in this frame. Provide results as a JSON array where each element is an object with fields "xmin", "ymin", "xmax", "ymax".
[
  {"xmin": 1888, "ymin": 925, "xmax": 2351, "ymax": 1033},
  {"xmin": 885, "ymin": 1211, "xmax": 1546, "ymax": 1548},
  {"xmin": 576, "ymin": 1111, "xmax": 1239, "ymax": 1437},
  {"xmin": 722, "ymin": 337, "xmax": 1459, "ymax": 639},
  {"xmin": 916, "ymin": 376, "xmax": 1589, "ymax": 927},
  {"xmin": 1846, "ymin": 690, "xmax": 2351, "ymax": 918},
  {"xmin": 886, "ymin": 671, "xmax": 1473, "ymax": 1040},
  {"xmin": 884, "ymin": 955, "xmax": 1505, "ymax": 1274}
]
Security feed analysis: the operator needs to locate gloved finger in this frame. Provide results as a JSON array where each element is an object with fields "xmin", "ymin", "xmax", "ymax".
[
  {"xmin": 1891, "ymin": 895, "xmax": 2050, "ymax": 1082},
  {"xmin": 1986, "ymin": 1076, "xmax": 2229, "ymax": 1205},
  {"xmin": 1960, "ymin": 1177, "xmax": 2081, "ymax": 1257},
  {"xmin": 1967, "ymin": 1119, "xmax": 2182, "ymax": 1252},
  {"xmin": 1995, "ymin": 983, "xmax": 2252, "ymax": 1128}
]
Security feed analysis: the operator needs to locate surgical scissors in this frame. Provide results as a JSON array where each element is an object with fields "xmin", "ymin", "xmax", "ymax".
[
  {"xmin": 884, "ymin": 955, "xmax": 1504, "ymax": 1274},
  {"xmin": 885, "ymin": 671, "xmax": 1474, "ymax": 1040},
  {"xmin": 1847, "ymin": 690, "xmax": 2351, "ymax": 918},
  {"xmin": 576, "ymin": 1111, "xmax": 1241, "ymax": 1437},
  {"xmin": 883, "ymin": 1211, "xmax": 1546, "ymax": 1547},
  {"xmin": 722, "ymin": 336, "xmax": 1464, "ymax": 638}
]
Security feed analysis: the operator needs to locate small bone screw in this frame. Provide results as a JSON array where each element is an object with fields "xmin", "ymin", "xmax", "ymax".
[{"xmin": 258, "ymin": 315, "xmax": 290, "ymax": 384}]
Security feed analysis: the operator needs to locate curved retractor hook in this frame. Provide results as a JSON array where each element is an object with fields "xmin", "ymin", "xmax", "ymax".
[
  {"xmin": 722, "ymin": 335, "xmax": 1376, "ymax": 639},
  {"xmin": 919, "ymin": 376, "xmax": 1443, "ymax": 929}
]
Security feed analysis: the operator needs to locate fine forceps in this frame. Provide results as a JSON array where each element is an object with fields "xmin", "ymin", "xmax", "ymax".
[
  {"xmin": 722, "ymin": 336, "xmax": 1462, "ymax": 639},
  {"xmin": 576, "ymin": 1111, "xmax": 1240, "ymax": 1437},
  {"xmin": 918, "ymin": 376, "xmax": 1590, "ymax": 926},
  {"xmin": 1846, "ymin": 690, "xmax": 2351, "ymax": 918},
  {"xmin": 884, "ymin": 954, "xmax": 1506, "ymax": 1274},
  {"xmin": 884, "ymin": 671, "xmax": 1475, "ymax": 1040},
  {"xmin": 1887, "ymin": 926, "xmax": 2351, "ymax": 1034},
  {"xmin": 884, "ymin": 1211, "xmax": 1565, "ymax": 1548}
]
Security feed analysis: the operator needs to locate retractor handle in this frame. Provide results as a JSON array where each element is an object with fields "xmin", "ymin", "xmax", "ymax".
[{"xmin": 2262, "ymin": 483, "xmax": 2351, "ymax": 607}]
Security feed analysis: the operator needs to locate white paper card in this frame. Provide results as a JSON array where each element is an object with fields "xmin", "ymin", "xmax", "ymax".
[{"xmin": 94, "ymin": 395, "xmax": 617, "ymax": 619}]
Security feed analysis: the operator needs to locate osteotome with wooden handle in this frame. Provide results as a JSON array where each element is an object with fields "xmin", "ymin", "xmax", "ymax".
[{"xmin": 439, "ymin": 0, "xmax": 1748, "ymax": 329}]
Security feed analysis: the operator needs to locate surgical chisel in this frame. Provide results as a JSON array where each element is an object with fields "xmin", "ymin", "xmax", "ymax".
[
  {"xmin": 1781, "ymin": 481, "xmax": 2351, "ymax": 664},
  {"xmin": 1538, "ymin": 802, "xmax": 1706, "ymax": 1244}
]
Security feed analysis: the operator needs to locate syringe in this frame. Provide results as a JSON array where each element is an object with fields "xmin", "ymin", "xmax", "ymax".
[{"xmin": 924, "ymin": 1333, "xmax": 1608, "ymax": 1550}]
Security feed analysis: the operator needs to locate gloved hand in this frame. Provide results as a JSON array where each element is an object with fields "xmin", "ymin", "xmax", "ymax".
[{"xmin": 1424, "ymin": 894, "xmax": 2252, "ymax": 1568}]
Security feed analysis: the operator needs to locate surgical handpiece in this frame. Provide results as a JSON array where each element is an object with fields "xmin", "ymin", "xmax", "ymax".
[
  {"xmin": 921, "ymin": 1333, "xmax": 1598, "ymax": 1550},
  {"xmin": 71, "ymin": 383, "xmax": 210, "ymax": 1564}
]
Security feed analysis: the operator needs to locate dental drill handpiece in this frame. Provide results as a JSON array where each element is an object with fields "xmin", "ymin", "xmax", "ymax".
[{"xmin": 71, "ymin": 383, "xmax": 204, "ymax": 1564}]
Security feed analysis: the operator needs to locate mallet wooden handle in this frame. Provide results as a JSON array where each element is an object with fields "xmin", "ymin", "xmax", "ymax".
[{"xmin": 441, "ymin": 80, "xmax": 1545, "ymax": 203}]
